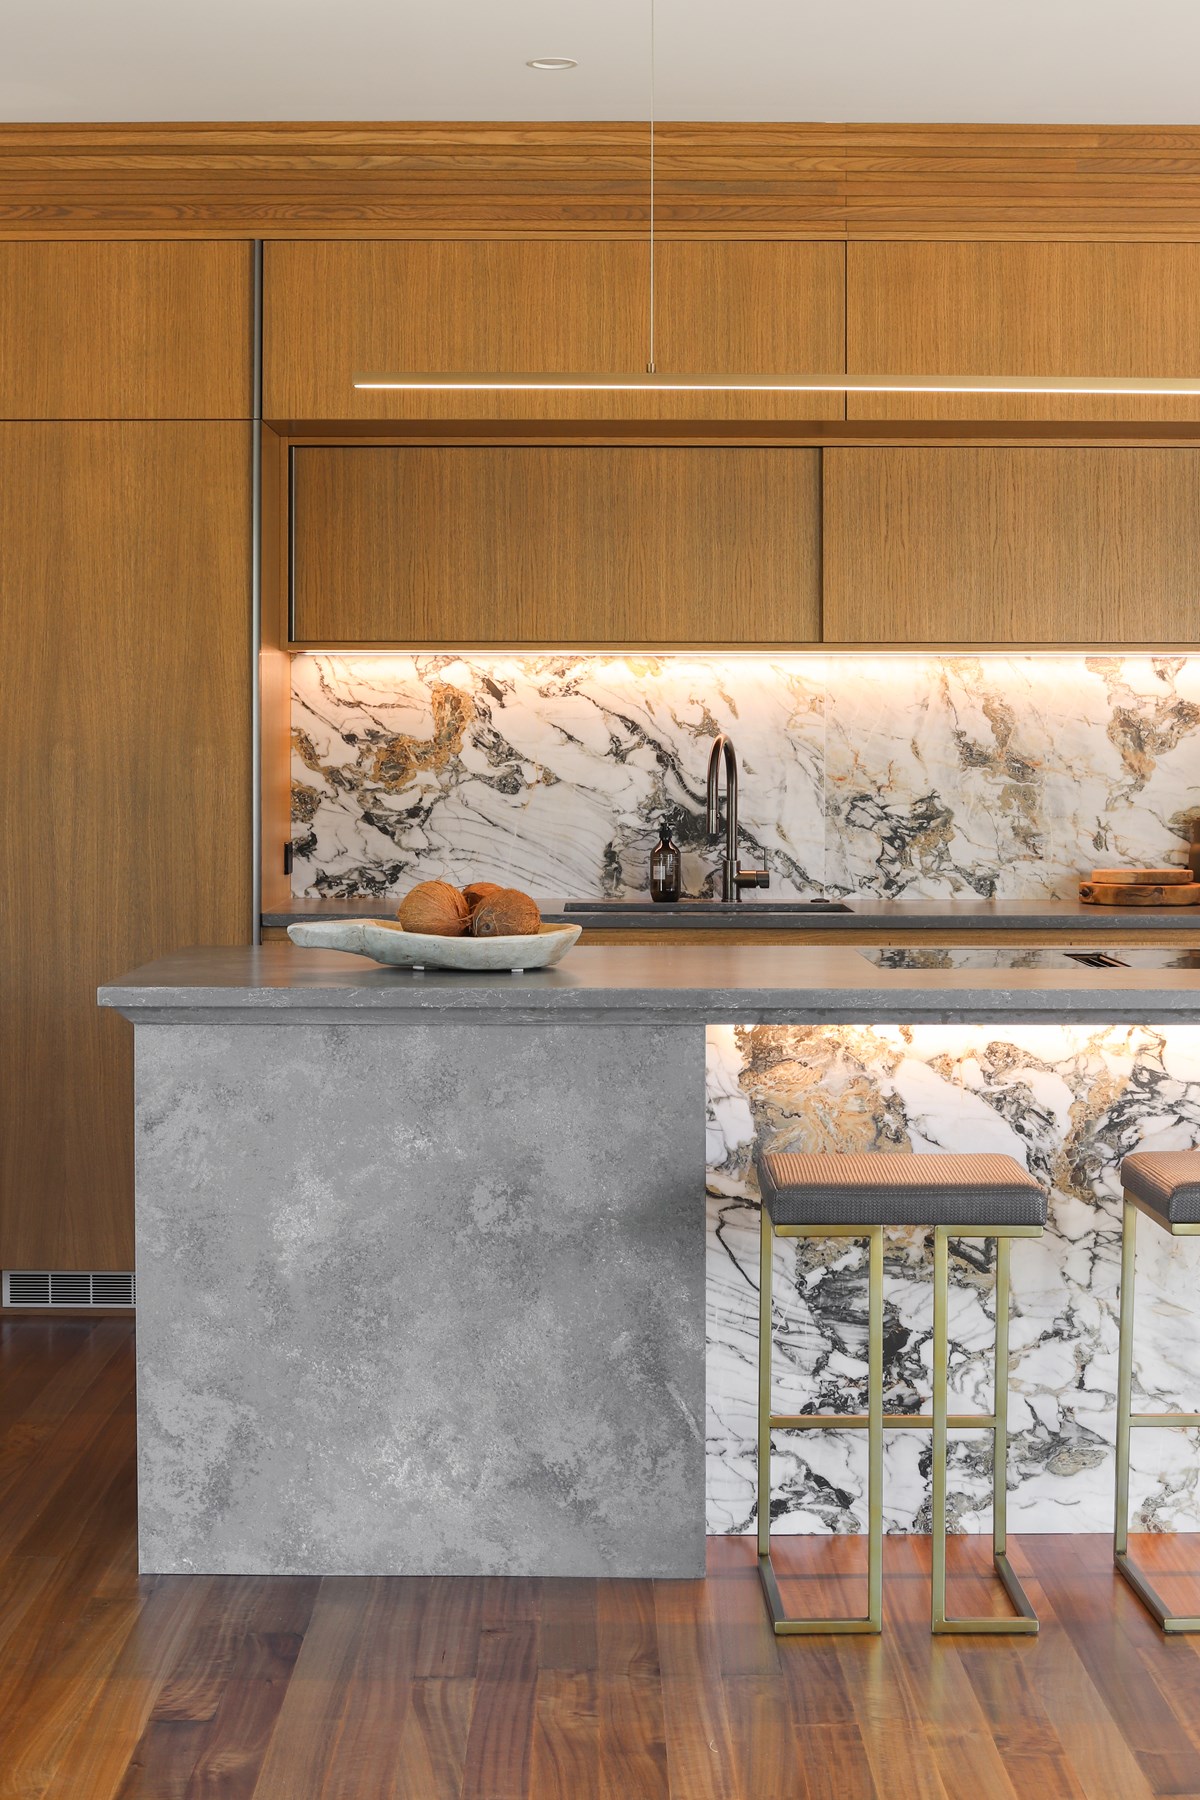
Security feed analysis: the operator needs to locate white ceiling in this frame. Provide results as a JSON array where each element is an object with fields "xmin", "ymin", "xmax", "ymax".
[{"xmin": 4, "ymin": 0, "xmax": 1200, "ymax": 126}]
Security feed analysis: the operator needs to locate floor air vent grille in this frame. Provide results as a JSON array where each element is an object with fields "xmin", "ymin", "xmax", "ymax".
[{"xmin": 3, "ymin": 1271, "xmax": 135, "ymax": 1308}]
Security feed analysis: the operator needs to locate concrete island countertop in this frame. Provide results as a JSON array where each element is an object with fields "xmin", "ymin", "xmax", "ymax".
[
  {"xmin": 263, "ymin": 895, "xmax": 1200, "ymax": 934},
  {"xmin": 100, "ymin": 940, "xmax": 1200, "ymax": 1026}
]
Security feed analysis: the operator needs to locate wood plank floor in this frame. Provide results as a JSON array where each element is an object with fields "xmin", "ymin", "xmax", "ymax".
[{"xmin": 7, "ymin": 1319, "xmax": 1200, "ymax": 1799}]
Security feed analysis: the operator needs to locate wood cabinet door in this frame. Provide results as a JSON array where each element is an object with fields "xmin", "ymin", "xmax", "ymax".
[
  {"xmin": 290, "ymin": 445, "xmax": 821, "ymax": 647},
  {"xmin": 0, "ymin": 242, "xmax": 253, "ymax": 419},
  {"xmin": 822, "ymin": 447, "xmax": 1200, "ymax": 644},
  {"xmin": 0, "ymin": 424, "xmax": 252, "ymax": 1268},
  {"xmin": 263, "ymin": 239, "xmax": 844, "ymax": 422},
  {"xmin": 846, "ymin": 243, "xmax": 1200, "ymax": 421}
]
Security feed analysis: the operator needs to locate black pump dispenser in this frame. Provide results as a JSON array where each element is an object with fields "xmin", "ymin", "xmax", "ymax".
[{"xmin": 650, "ymin": 822, "xmax": 682, "ymax": 903}]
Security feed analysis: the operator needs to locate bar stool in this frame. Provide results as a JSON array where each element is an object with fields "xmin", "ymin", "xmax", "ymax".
[
  {"xmin": 756, "ymin": 1150, "xmax": 1046, "ymax": 1636},
  {"xmin": 1115, "ymin": 1151, "xmax": 1200, "ymax": 1633}
]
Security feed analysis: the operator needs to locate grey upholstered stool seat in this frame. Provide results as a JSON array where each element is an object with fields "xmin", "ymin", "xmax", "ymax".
[
  {"xmin": 1115, "ymin": 1148, "xmax": 1200, "ymax": 1631},
  {"xmin": 1121, "ymin": 1151, "xmax": 1200, "ymax": 1225},
  {"xmin": 755, "ymin": 1147, "xmax": 1044, "ymax": 1639},
  {"xmin": 758, "ymin": 1151, "xmax": 1047, "ymax": 1228}
]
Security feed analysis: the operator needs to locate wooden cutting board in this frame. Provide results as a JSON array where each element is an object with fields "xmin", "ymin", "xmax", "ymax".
[
  {"xmin": 1089, "ymin": 867, "xmax": 1192, "ymax": 885},
  {"xmin": 1079, "ymin": 880, "xmax": 1200, "ymax": 906}
]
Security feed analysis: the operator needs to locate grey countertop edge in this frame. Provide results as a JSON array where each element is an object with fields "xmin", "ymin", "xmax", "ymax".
[
  {"xmin": 98, "ymin": 997, "xmax": 1200, "ymax": 1027},
  {"xmin": 263, "ymin": 896, "xmax": 1200, "ymax": 932}
]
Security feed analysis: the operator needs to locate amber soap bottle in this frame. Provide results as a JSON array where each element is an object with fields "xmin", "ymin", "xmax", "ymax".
[{"xmin": 650, "ymin": 822, "xmax": 682, "ymax": 903}]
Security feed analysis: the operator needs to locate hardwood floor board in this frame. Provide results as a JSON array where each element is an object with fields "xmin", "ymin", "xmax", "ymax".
[
  {"xmin": 150, "ymin": 1579, "xmax": 283, "ymax": 1724},
  {"xmin": 655, "ymin": 1574, "xmax": 742, "ymax": 1800},
  {"xmin": 709, "ymin": 1538, "xmax": 781, "ymax": 1678},
  {"xmin": 316, "ymin": 1578, "xmax": 427, "ymax": 1800},
  {"xmin": 538, "ymin": 1577, "xmax": 598, "ymax": 1673},
  {"xmin": 389, "ymin": 1678, "xmax": 475, "ymax": 1800},
  {"xmin": 1036, "ymin": 1558, "xmax": 1200, "ymax": 1796},
  {"xmin": 722, "ymin": 1672, "xmax": 802, "ymax": 1800},
  {"xmin": 0, "ymin": 1320, "xmax": 93, "ymax": 1428},
  {"xmin": 182, "ymin": 1621, "xmax": 311, "ymax": 1799},
  {"xmin": 595, "ymin": 1581, "xmax": 669, "ymax": 1800},
  {"xmin": 413, "ymin": 1572, "xmax": 486, "ymax": 1680},
  {"xmin": 528, "ymin": 1669, "xmax": 601, "ymax": 1800},
  {"xmin": 115, "ymin": 1720, "xmax": 210, "ymax": 1799},
  {"xmin": 249, "ymin": 1578, "xmax": 389, "ymax": 1800},
  {"xmin": 958, "ymin": 1645, "xmax": 1088, "ymax": 1800},
  {"xmin": 796, "ymin": 1720, "xmax": 879, "ymax": 1800},
  {"xmin": 459, "ymin": 1615, "xmax": 541, "ymax": 1800},
  {"xmin": 31, "ymin": 1577, "xmax": 212, "ymax": 1800},
  {"xmin": 0, "ymin": 1449, "xmax": 137, "ymax": 1709}
]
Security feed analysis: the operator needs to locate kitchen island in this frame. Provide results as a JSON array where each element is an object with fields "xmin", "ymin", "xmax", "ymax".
[{"xmin": 99, "ymin": 943, "xmax": 1200, "ymax": 1578}]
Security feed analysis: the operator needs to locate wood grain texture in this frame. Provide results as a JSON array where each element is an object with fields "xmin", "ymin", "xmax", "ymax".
[
  {"xmin": 0, "ymin": 241, "xmax": 253, "ymax": 419},
  {"xmin": 822, "ymin": 447, "xmax": 1200, "ymax": 644},
  {"xmin": 263, "ymin": 239, "xmax": 845, "ymax": 423},
  {"xmin": 10, "ymin": 122, "xmax": 1200, "ymax": 242},
  {"xmin": 0, "ymin": 123, "xmax": 842, "ymax": 239},
  {"xmin": 847, "ymin": 243, "xmax": 1200, "ymax": 422},
  {"xmin": 0, "ymin": 425, "xmax": 253, "ymax": 1267},
  {"xmin": 10, "ymin": 1321, "xmax": 1200, "ymax": 1798},
  {"xmin": 289, "ymin": 445, "xmax": 821, "ymax": 648}
]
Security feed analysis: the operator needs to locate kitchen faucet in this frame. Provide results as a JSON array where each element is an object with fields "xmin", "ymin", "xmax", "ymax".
[{"xmin": 706, "ymin": 734, "xmax": 770, "ymax": 902}]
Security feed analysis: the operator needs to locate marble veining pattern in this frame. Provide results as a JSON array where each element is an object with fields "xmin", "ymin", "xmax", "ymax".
[
  {"xmin": 705, "ymin": 1022, "xmax": 1200, "ymax": 1536},
  {"xmin": 292, "ymin": 654, "xmax": 1200, "ymax": 902}
]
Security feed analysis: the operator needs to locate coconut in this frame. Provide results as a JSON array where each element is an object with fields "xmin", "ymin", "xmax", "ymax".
[
  {"xmin": 398, "ymin": 880, "xmax": 470, "ymax": 937},
  {"xmin": 462, "ymin": 880, "xmax": 504, "ymax": 913},
  {"xmin": 470, "ymin": 888, "xmax": 541, "ymax": 938}
]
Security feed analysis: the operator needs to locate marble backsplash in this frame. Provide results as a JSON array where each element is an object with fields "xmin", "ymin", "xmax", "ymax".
[{"xmin": 291, "ymin": 653, "xmax": 1200, "ymax": 901}]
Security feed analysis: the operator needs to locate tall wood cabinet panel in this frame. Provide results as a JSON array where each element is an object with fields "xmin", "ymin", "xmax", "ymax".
[
  {"xmin": 0, "ymin": 424, "xmax": 252, "ymax": 1268},
  {"xmin": 290, "ymin": 445, "xmax": 821, "ymax": 647},
  {"xmin": 846, "ymin": 242, "xmax": 1200, "ymax": 420},
  {"xmin": 822, "ymin": 447, "xmax": 1200, "ymax": 644},
  {"xmin": 0, "ymin": 241, "xmax": 253, "ymax": 418},
  {"xmin": 263, "ymin": 239, "xmax": 845, "ymax": 421}
]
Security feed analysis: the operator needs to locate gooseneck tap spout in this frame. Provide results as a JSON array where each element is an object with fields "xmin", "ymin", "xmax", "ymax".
[{"xmin": 705, "ymin": 733, "xmax": 770, "ymax": 902}]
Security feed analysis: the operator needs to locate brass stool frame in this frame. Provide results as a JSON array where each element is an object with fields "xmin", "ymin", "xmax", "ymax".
[
  {"xmin": 1114, "ymin": 1191, "xmax": 1200, "ymax": 1633},
  {"xmin": 758, "ymin": 1208, "xmax": 1041, "ymax": 1636}
]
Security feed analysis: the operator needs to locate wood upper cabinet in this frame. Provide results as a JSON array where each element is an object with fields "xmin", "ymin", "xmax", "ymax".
[
  {"xmin": 0, "ymin": 423, "xmax": 253, "ymax": 1267},
  {"xmin": 0, "ymin": 241, "xmax": 253, "ymax": 418},
  {"xmin": 846, "ymin": 242, "xmax": 1200, "ymax": 421},
  {"xmin": 263, "ymin": 239, "xmax": 844, "ymax": 421},
  {"xmin": 289, "ymin": 445, "xmax": 821, "ymax": 647},
  {"xmin": 822, "ymin": 447, "xmax": 1200, "ymax": 644}
]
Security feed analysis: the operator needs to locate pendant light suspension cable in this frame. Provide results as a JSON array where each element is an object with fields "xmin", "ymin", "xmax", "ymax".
[{"xmin": 647, "ymin": 0, "xmax": 656, "ymax": 375}]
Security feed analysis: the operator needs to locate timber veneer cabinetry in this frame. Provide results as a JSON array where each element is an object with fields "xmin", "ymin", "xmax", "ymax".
[
  {"xmin": 846, "ymin": 242, "xmax": 1200, "ymax": 423},
  {"xmin": 289, "ymin": 445, "xmax": 821, "ymax": 647},
  {"xmin": 0, "ymin": 240, "xmax": 253, "ymax": 419},
  {"xmin": 823, "ymin": 447, "xmax": 1200, "ymax": 643},
  {"xmin": 0, "ymin": 241, "xmax": 253, "ymax": 1271},
  {"xmin": 263, "ymin": 239, "xmax": 845, "ymax": 422}
]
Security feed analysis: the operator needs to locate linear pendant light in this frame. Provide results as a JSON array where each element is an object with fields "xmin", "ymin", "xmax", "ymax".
[
  {"xmin": 354, "ymin": 1, "xmax": 1200, "ymax": 402},
  {"xmin": 354, "ymin": 372, "xmax": 1200, "ymax": 396}
]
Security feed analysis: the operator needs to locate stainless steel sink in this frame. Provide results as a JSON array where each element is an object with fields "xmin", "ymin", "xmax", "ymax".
[{"xmin": 562, "ymin": 898, "xmax": 853, "ymax": 915}]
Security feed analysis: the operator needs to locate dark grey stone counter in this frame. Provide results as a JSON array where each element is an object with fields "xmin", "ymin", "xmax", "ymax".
[
  {"xmin": 101, "ymin": 941, "xmax": 1200, "ymax": 1028},
  {"xmin": 262, "ymin": 895, "xmax": 1200, "ymax": 934}
]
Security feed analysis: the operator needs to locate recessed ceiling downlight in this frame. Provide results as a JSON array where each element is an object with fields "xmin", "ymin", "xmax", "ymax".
[{"xmin": 526, "ymin": 56, "xmax": 577, "ymax": 70}]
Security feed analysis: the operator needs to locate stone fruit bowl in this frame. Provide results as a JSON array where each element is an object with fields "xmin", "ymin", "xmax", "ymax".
[{"xmin": 287, "ymin": 919, "xmax": 582, "ymax": 972}]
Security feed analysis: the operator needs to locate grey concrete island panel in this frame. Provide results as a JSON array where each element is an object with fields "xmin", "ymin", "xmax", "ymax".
[{"xmin": 132, "ymin": 1018, "xmax": 705, "ymax": 1577}]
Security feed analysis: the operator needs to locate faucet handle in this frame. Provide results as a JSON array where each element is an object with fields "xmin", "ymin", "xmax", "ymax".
[{"xmin": 735, "ymin": 868, "xmax": 770, "ymax": 891}]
